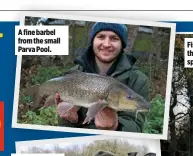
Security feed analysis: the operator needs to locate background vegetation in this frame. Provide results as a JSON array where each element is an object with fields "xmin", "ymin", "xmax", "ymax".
[
  {"xmin": 20, "ymin": 138, "xmax": 152, "ymax": 156},
  {"xmin": 17, "ymin": 17, "xmax": 171, "ymax": 134},
  {"xmin": 160, "ymin": 34, "xmax": 193, "ymax": 156}
]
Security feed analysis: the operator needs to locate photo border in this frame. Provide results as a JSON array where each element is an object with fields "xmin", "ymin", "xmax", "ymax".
[
  {"xmin": 15, "ymin": 135, "xmax": 161, "ymax": 156},
  {"xmin": 12, "ymin": 11, "xmax": 176, "ymax": 140},
  {"xmin": 12, "ymin": 154, "xmax": 64, "ymax": 156}
]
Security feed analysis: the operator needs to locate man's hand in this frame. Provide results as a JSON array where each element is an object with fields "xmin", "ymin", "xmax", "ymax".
[
  {"xmin": 55, "ymin": 93, "xmax": 79, "ymax": 124},
  {"xmin": 94, "ymin": 107, "xmax": 118, "ymax": 130}
]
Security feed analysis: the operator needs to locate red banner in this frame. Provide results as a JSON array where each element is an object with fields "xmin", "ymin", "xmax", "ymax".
[{"xmin": 0, "ymin": 102, "xmax": 4, "ymax": 151}]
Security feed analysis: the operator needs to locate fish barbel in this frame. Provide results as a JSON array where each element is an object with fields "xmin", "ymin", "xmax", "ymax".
[{"xmin": 27, "ymin": 71, "xmax": 151, "ymax": 124}]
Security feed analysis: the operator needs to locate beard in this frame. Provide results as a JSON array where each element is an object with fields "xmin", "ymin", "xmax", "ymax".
[
  {"xmin": 94, "ymin": 49, "xmax": 121, "ymax": 64},
  {"xmin": 95, "ymin": 54, "xmax": 117, "ymax": 64}
]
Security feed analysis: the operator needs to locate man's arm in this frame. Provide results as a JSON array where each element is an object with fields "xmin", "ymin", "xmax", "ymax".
[{"xmin": 116, "ymin": 111, "xmax": 145, "ymax": 132}]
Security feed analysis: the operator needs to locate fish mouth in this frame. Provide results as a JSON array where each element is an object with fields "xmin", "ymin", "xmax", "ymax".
[
  {"xmin": 135, "ymin": 102, "xmax": 151, "ymax": 112},
  {"xmin": 135, "ymin": 97, "xmax": 151, "ymax": 110}
]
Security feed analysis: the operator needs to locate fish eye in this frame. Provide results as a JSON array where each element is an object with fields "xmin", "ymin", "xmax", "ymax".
[{"xmin": 126, "ymin": 95, "xmax": 133, "ymax": 100}]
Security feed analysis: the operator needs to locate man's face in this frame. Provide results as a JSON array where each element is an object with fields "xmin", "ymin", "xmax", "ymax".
[{"xmin": 93, "ymin": 31, "xmax": 122, "ymax": 63}]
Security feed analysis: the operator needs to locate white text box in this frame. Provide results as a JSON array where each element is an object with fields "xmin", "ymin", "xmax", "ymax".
[
  {"xmin": 184, "ymin": 38, "xmax": 193, "ymax": 68},
  {"xmin": 15, "ymin": 26, "xmax": 69, "ymax": 55}
]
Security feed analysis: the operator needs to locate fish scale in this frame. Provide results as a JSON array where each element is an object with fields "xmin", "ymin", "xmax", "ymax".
[{"xmin": 27, "ymin": 71, "xmax": 151, "ymax": 124}]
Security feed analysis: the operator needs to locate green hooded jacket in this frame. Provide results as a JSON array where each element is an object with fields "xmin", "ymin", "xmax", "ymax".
[{"xmin": 58, "ymin": 47, "xmax": 149, "ymax": 132}]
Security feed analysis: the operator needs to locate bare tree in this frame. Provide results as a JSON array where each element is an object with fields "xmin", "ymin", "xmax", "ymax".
[{"xmin": 124, "ymin": 25, "xmax": 139, "ymax": 53}]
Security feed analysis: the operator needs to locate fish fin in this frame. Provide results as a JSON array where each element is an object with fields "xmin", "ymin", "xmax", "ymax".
[
  {"xmin": 73, "ymin": 105, "xmax": 81, "ymax": 111},
  {"xmin": 24, "ymin": 84, "xmax": 42, "ymax": 108},
  {"xmin": 82, "ymin": 100, "xmax": 108, "ymax": 125},
  {"xmin": 63, "ymin": 69, "xmax": 82, "ymax": 76},
  {"xmin": 57, "ymin": 102, "xmax": 81, "ymax": 117},
  {"xmin": 57, "ymin": 102, "xmax": 73, "ymax": 116},
  {"xmin": 44, "ymin": 95, "xmax": 55, "ymax": 107}
]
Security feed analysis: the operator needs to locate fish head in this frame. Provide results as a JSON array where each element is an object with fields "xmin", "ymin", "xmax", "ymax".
[{"xmin": 107, "ymin": 83, "xmax": 151, "ymax": 112}]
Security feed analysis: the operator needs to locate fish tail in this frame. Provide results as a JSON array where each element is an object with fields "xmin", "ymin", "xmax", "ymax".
[
  {"xmin": 25, "ymin": 84, "xmax": 40, "ymax": 97},
  {"xmin": 24, "ymin": 84, "xmax": 42, "ymax": 108}
]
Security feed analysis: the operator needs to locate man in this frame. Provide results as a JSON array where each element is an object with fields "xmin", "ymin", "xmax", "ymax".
[{"xmin": 57, "ymin": 22, "xmax": 149, "ymax": 132}]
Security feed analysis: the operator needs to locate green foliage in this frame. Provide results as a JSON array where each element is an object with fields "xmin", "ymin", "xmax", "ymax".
[
  {"xmin": 31, "ymin": 66, "xmax": 72, "ymax": 84},
  {"xmin": 69, "ymin": 26, "xmax": 88, "ymax": 54},
  {"xmin": 19, "ymin": 66, "xmax": 73, "ymax": 125},
  {"xmin": 21, "ymin": 106, "xmax": 58, "ymax": 126},
  {"xmin": 20, "ymin": 94, "xmax": 33, "ymax": 104},
  {"xmin": 74, "ymin": 26, "xmax": 88, "ymax": 50},
  {"xmin": 143, "ymin": 94, "xmax": 165, "ymax": 134},
  {"xmin": 132, "ymin": 32, "xmax": 169, "ymax": 53},
  {"xmin": 133, "ymin": 32, "xmax": 152, "ymax": 52},
  {"xmin": 133, "ymin": 39, "xmax": 152, "ymax": 52}
]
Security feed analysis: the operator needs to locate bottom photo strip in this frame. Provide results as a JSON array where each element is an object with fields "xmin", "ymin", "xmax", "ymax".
[
  {"xmin": 15, "ymin": 135, "xmax": 160, "ymax": 156},
  {"xmin": 11, "ymin": 154, "xmax": 65, "ymax": 156}
]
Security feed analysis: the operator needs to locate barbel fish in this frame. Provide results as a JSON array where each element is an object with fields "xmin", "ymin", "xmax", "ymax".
[{"xmin": 27, "ymin": 71, "xmax": 151, "ymax": 124}]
